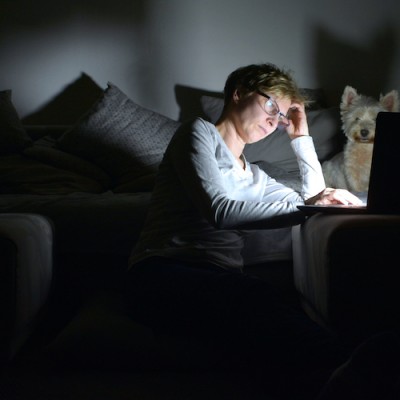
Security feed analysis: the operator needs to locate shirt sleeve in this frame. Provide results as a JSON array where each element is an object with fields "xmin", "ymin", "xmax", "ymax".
[
  {"xmin": 169, "ymin": 120, "xmax": 321, "ymax": 230},
  {"xmin": 291, "ymin": 135, "xmax": 326, "ymax": 199}
]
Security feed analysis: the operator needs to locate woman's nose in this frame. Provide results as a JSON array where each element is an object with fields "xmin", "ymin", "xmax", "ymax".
[{"xmin": 267, "ymin": 116, "xmax": 279, "ymax": 129}]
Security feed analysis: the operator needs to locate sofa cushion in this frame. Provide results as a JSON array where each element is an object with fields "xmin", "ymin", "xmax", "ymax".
[
  {"xmin": 23, "ymin": 136, "xmax": 111, "ymax": 190},
  {"xmin": 0, "ymin": 154, "xmax": 106, "ymax": 195},
  {"xmin": 0, "ymin": 192, "xmax": 151, "ymax": 257},
  {"xmin": 0, "ymin": 90, "xmax": 33, "ymax": 155},
  {"xmin": 57, "ymin": 83, "xmax": 181, "ymax": 192}
]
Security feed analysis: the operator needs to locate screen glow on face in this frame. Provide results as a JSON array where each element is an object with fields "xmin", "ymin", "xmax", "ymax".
[{"xmin": 256, "ymin": 90, "xmax": 290, "ymax": 127}]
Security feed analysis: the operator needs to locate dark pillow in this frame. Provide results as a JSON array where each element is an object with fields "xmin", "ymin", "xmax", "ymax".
[
  {"xmin": 57, "ymin": 83, "xmax": 180, "ymax": 192},
  {"xmin": 23, "ymin": 136, "xmax": 111, "ymax": 190},
  {"xmin": 200, "ymin": 95, "xmax": 224, "ymax": 124},
  {"xmin": 0, "ymin": 154, "xmax": 105, "ymax": 195},
  {"xmin": 0, "ymin": 90, "xmax": 32, "ymax": 155},
  {"xmin": 299, "ymin": 88, "xmax": 327, "ymax": 110}
]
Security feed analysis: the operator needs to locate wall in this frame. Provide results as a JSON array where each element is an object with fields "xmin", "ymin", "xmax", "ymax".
[{"xmin": 1, "ymin": 0, "xmax": 399, "ymax": 122}]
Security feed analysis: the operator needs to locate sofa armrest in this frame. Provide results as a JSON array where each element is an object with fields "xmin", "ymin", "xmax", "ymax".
[
  {"xmin": 292, "ymin": 214, "xmax": 400, "ymax": 338},
  {"xmin": 0, "ymin": 213, "xmax": 53, "ymax": 364}
]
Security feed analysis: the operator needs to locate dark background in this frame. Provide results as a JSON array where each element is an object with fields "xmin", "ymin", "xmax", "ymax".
[{"xmin": 1, "ymin": 0, "xmax": 399, "ymax": 123}]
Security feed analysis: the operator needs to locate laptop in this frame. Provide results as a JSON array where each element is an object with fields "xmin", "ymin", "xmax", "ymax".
[{"xmin": 297, "ymin": 111, "xmax": 400, "ymax": 215}]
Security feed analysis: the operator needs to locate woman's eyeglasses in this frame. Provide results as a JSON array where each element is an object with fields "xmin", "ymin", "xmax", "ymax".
[{"xmin": 256, "ymin": 90, "xmax": 290, "ymax": 127}]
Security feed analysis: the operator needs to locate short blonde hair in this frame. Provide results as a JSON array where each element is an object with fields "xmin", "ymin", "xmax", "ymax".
[{"xmin": 223, "ymin": 63, "xmax": 306, "ymax": 106}]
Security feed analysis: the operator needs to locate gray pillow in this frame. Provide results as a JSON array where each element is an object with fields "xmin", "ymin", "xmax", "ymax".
[
  {"xmin": 200, "ymin": 95, "xmax": 224, "ymax": 124},
  {"xmin": 0, "ymin": 90, "xmax": 32, "ymax": 155},
  {"xmin": 58, "ymin": 83, "xmax": 180, "ymax": 191}
]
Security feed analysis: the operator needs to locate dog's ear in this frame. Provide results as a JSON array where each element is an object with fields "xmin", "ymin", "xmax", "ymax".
[
  {"xmin": 340, "ymin": 86, "xmax": 359, "ymax": 112},
  {"xmin": 380, "ymin": 90, "xmax": 400, "ymax": 112}
]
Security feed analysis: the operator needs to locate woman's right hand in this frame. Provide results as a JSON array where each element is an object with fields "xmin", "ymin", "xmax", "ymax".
[{"xmin": 306, "ymin": 188, "xmax": 363, "ymax": 205}]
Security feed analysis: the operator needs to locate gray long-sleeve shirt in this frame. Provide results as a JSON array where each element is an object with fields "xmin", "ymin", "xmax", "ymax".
[{"xmin": 129, "ymin": 118, "xmax": 325, "ymax": 270}]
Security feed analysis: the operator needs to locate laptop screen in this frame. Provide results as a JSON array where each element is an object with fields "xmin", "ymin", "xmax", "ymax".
[{"xmin": 367, "ymin": 112, "xmax": 400, "ymax": 214}]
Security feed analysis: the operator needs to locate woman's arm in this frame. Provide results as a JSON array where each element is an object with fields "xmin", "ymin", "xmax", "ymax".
[{"xmin": 169, "ymin": 119, "xmax": 305, "ymax": 230}]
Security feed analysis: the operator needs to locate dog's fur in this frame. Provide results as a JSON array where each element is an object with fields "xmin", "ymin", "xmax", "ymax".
[{"xmin": 322, "ymin": 86, "xmax": 399, "ymax": 192}]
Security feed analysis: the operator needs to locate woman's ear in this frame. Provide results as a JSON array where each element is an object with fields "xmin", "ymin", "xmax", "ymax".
[{"xmin": 233, "ymin": 88, "xmax": 241, "ymax": 102}]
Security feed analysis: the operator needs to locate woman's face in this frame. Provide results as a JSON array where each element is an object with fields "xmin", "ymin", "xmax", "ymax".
[{"xmin": 233, "ymin": 90, "xmax": 292, "ymax": 144}]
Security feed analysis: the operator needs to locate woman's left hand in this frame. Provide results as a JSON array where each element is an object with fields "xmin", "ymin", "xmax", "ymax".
[{"xmin": 306, "ymin": 188, "xmax": 364, "ymax": 205}]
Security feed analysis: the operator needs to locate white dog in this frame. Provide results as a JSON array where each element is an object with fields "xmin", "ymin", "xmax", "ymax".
[{"xmin": 322, "ymin": 86, "xmax": 399, "ymax": 193}]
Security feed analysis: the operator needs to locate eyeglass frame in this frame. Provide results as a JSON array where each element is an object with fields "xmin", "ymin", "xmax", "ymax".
[{"xmin": 256, "ymin": 90, "xmax": 291, "ymax": 127}]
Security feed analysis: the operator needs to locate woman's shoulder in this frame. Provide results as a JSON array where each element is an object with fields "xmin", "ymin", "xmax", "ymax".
[
  {"xmin": 166, "ymin": 118, "xmax": 222, "ymax": 158},
  {"xmin": 181, "ymin": 117, "xmax": 215, "ymax": 131},
  {"xmin": 175, "ymin": 117, "xmax": 219, "ymax": 143}
]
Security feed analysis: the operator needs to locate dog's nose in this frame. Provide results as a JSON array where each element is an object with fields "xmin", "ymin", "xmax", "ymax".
[{"xmin": 360, "ymin": 129, "xmax": 369, "ymax": 137}]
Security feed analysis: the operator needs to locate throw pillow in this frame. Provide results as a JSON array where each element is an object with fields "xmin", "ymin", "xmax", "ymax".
[
  {"xmin": 0, "ymin": 90, "xmax": 32, "ymax": 155},
  {"xmin": 200, "ymin": 95, "xmax": 224, "ymax": 124},
  {"xmin": 24, "ymin": 136, "xmax": 111, "ymax": 190},
  {"xmin": 57, "ymin": 83, "xmax": 180, "ymax": 192},
  {"xmin": 0, "ymin": 154, "xmax": 105, "ymax": 195}
]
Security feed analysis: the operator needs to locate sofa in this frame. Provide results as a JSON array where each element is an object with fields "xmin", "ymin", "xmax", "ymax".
[
  {"xmin": 0, "ymin": 82, "xmax": 343, "ymax": 287},
  {"xmin": 2, "ymin": 79, "xmax": 397, "ymax": 398}
]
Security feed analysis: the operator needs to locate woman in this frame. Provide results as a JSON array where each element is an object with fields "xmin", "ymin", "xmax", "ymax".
[{"xmin": 124, "ymin": 63, "xmax": 398, "ymax": 399}]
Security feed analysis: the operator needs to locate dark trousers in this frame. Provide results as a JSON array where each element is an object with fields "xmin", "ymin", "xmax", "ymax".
[{"xmin": 123, "ymin": 256, "xmax": 351, "ymax": 397}]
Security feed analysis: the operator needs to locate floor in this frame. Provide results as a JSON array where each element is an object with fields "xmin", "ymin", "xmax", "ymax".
[{"xmin": 0, "ymin": 261, "xmax": 302, "ymax": 400}]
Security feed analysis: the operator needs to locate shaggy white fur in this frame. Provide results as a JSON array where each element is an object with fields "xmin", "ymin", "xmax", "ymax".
[{"xmin": 322, "ymin": 86, "xmax": 399, "ymax": 193}]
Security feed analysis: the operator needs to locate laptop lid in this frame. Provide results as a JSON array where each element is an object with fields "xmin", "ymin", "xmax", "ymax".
[{"xmin": 366, "ymin": 111, "xmax": 400, "ymax": 214}]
